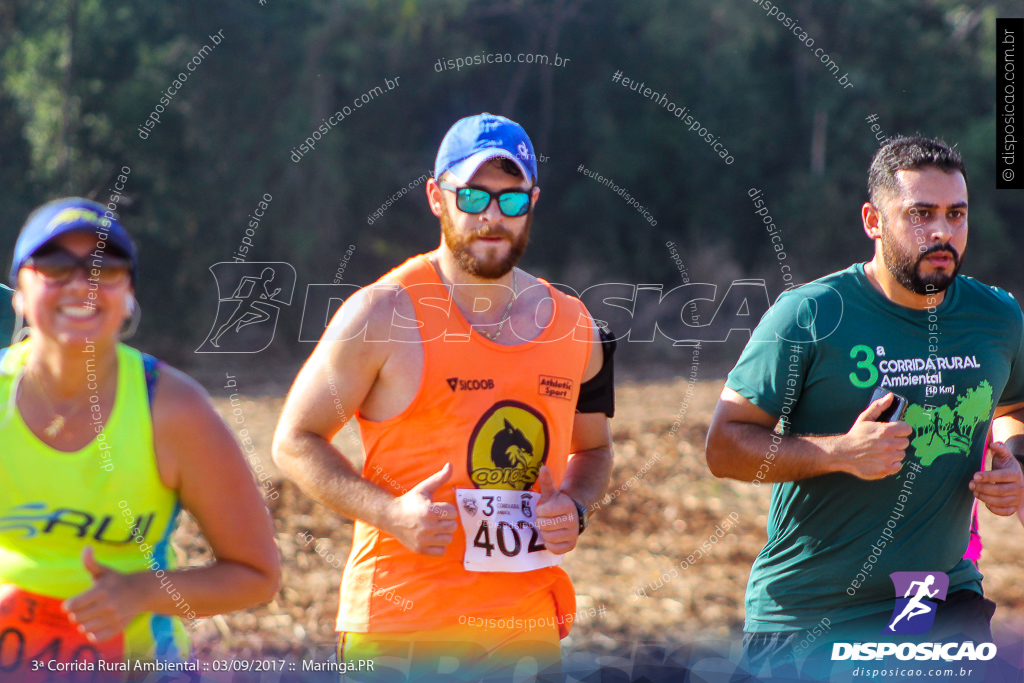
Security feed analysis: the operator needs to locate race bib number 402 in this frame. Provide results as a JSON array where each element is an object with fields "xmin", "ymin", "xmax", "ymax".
[
  {"xmin": 456, "ymin": 489, "xmax": 563, "ymax": 573},
  {"xmin": 0, "ymin": 584, "xmax": 123, "ymax": 681}
]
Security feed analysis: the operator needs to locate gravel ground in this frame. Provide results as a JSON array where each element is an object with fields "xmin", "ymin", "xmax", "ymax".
[{"xmin": 171, "ymin": 377, "xmax": 1024, "ymax": 661}]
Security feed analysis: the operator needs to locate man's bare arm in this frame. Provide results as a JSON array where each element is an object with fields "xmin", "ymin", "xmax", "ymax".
[
  {"xmin": 983, "ymin": 402, "xmax": 1024, "ymax": 519},
  {"xmin": 272, "ymin": 285, "xmax": 457, "ymax": 555},
  {"xmin": 563, "ymin": 322, "xmax": 614, "ymax": 507},
  {"xmin": 535, "ymin": 414, "xmax": 612, "ymax": 554},
  {"xmin": 705, "ymin": 387, "xmax": 912, "ymax": 483},
  {"xmin": 534, "ymin": 322, "xmax": 613, "ymax": 553},
  {"xmin": 272, "ymin": 286, "xmax": 394, "ymax": 525},
  {"xmin": 561, "ymin": 412, "xmax": 613, "ymax": 509},
  {"xmin": 991, "ymin": 402, "xmax": 1024, "ymax": 457}
]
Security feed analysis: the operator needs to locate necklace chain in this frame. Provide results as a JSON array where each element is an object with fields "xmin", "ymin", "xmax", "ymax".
[
  {"xmin": 21, "ymin": 365, "xmax": 94, "ymax": 438},
  {"xmin": 479, "ymin": 269, "xmax": 518, "ymax": 341},
  {"xmin": 431, "ymin": 256, "xmax": 519, "ymax": 341}
]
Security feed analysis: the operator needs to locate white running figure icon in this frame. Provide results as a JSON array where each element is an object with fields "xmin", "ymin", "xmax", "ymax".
[
  {"xmin": 210, "ymin": 268, "xmax": 281, "ymax": 348},
  {"xmin": 889, "ymin": 574, "xmax": 939, "ymax": 631}
]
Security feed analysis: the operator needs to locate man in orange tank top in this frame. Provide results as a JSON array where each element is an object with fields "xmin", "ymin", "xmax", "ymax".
[{"xmin": 274, "ymin": 113, "xmax": 615, "ymax": 681}]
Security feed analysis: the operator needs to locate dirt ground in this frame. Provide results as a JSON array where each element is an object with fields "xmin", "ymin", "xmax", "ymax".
[{"xmin": 176, "ymin": 377, "xmax": 1024, "ymax": 659}]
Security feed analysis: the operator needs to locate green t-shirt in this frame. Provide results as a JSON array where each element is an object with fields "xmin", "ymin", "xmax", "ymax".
[
  {"xmin": 725, "ymin": 262, "xmax": 1024, "ymax": 633},
  {"xmin": 0, "ymin": 285, "xmax": 13, "ymax": 344}
]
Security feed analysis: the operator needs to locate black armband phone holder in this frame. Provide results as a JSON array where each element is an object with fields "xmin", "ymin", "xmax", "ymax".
[{"xmin": 576, "ymin": 326, "xmax": 616, "ymax": 417}]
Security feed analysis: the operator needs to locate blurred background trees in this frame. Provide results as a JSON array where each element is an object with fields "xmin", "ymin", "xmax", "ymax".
[{"xmin": 1, "ymin": 0, "xmax": 1020, "ymax": 369}]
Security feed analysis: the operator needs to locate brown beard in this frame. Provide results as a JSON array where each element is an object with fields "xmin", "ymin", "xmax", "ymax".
[
  {"xmin": 439, "ymin": 201, "xmax": 531, "ymax": 279},
  {"xmin": 879, "ymin": 219, "xmax": 963, "ymax": 296}
]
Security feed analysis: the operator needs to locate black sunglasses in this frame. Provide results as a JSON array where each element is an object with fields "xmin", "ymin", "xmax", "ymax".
[
  {"xmin": 24, "ymin": 248, "xmax": 132, "ymax": 286},
  {"xmin": 438, "ymin": 180, "xmax": 533, "ymax": 217}
]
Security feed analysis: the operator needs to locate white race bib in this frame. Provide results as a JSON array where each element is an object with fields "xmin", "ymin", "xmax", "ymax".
[{"xmin": 456, "ymin": 488, "xmax": 562, "ymax": 573}]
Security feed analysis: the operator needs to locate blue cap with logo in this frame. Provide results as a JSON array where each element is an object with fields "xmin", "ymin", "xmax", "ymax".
[
  {"xmin": 10, "ymin": 197, "xmax": 138, "ymax": 286},
  {"xmin": 434, "ymin": 113, "xmax": 538, "ymax": 185}
]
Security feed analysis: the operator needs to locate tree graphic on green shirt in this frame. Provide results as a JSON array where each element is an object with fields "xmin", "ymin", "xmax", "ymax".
[
  {"xmin": 905, "ymin": 380, "xmax": 993, "ymax": 466},
  {"xmin": 955, "ymin": 381, "xmax": 994, "ymax": 445},
  {"xmin": 904, "ymin": 403, "xmax": 931, "ymax": 442}
]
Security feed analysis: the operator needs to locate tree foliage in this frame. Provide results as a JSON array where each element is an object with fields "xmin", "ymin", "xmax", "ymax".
[{"xmin": 1, "ymin": 0, "xmax": 1020, "ymax": 360}]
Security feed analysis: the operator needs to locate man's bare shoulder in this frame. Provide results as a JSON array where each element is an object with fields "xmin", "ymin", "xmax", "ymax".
[{"xmin": 322, "ymin": 279, "xmax": 418, "ymax": 344}]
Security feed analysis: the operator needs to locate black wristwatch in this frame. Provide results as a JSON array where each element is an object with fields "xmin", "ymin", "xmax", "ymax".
[{"xmin": 570, "ymin": 497, "xmax": 588, "ymax": 535}]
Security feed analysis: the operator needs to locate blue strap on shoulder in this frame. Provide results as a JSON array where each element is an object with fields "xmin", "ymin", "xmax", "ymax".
[{"xmin": 141, "ymin": 352, "xmax": 162, "ymax": 408}]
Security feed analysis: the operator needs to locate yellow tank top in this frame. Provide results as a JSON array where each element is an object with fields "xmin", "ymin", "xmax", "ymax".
[{"xmin": 0, "ymin": 340, "xmax": 190, "ymax": 662}]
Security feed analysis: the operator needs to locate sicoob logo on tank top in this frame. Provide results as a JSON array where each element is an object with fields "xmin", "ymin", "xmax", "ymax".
[{"xmin": 467, "ymin": 400, "xmax": 549, "ymax": 489}]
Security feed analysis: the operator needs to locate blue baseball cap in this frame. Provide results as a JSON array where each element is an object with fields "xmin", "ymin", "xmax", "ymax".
[
  {"xmin": 434, "ymin": 113, "xmax": 538, "ymax": 185},
  {"xmin": 10, "ymin": 197, "xmax": 138, "ymax": 286}
]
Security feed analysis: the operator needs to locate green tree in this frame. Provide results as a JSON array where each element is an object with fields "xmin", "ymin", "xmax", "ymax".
[
  {"xmin": 1, "ymin": 0, "xmax": 1019, "ymax": 363},
  {"xmin": 904, "ymin": 402, "xmax": 931, "ymax": 441},
  {"xmin": 954, "ymin": 380, "xmax": 994, "ymax": 445}
]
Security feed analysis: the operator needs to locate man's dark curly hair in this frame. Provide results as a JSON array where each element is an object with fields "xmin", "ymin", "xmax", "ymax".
[{"xmin": 868, "ymin": 136, "xmax": 968, "ymax": 208}]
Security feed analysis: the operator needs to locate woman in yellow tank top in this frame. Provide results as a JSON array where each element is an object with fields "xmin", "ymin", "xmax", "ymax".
[{"xmin": 0, "ymin": 198, "xmax": 280, "ymax": 679}]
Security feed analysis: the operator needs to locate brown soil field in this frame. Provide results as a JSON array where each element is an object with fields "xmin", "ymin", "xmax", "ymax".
[{"xmin": 176, "ymin": 377, "xmax": 1024, "ymax": 659}]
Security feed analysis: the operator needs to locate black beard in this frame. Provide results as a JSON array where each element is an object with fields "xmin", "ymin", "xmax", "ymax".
[
  {"xmin": 439, "ymin": 203, "xmax": 531, "ymax": 279},
  {"xmin": 880, "ymin": 227, "xmax": 963, "ymax": 296}
]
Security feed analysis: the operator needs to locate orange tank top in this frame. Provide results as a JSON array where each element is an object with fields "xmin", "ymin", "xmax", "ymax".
[{"xmin": 336, "ymin": 254, "xmax": 594, "ymax": 636}]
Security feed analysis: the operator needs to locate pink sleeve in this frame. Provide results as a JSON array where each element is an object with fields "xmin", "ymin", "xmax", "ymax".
[
  {"xmin": 963, "ymin": 442, "xmax": 987, "ymax": 562},
  {"xmin": 964, "ymin": 505, "xmax": 982, "ymax": 562}
]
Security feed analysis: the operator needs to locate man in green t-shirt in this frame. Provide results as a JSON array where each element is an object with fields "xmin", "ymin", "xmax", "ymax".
[{"xmin": 706, "ymin": 136, "xmax": 1024, "ymax": 677}]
